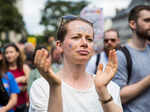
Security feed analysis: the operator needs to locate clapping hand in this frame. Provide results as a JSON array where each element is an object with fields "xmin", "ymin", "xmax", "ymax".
[
  {"xmin": 94, "ymin": 49, "xmax": 118, "ymax": 90},
  {"xmin": 34, "ymin": 49, "xmax": 61, "ymax": 86}
]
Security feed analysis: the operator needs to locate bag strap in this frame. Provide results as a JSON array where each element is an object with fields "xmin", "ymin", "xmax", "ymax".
[
  {"xmin": 120, "ymin": 46, "xmax": 132, "ymax": 83},
  {"xmin": 94, "ymin": 53, "xmax": 101, "ymax": 74}
]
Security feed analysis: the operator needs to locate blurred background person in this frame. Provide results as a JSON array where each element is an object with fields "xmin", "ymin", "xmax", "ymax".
[
  {"xmin": 50, "ymin": 46, "xmax": 63, "ymax": 73},
  {"xmin": 3, "ymin": 43, "xmax": 30, "ymax": 112},
  {"xmin": 24, "ymin": 43, "xmax": 35, "ymax": 54},
  {"xmin": 24, "ymin": 42, "xmax": 35, "ymax": 69},
  {"xmin": 86, "ymin": 29, "xmax": 120, "ymax": 74},
  {"xmin": 112, "ymin": 5, "xmax": 150, "ymax": 112},
  {"xmin": 0, "ymin": 46, "xmax": 20, "ymax": 112},
  {"xmin": 16, "ymin": 38, "xmax": 27, "ymax": 52},
  {"xmin": 47, "ymin": 36, "xmax": 56, "ymax": 51},
  {"xmin": 27, "ymin": 45, "xmax": 47, "ymax": 94}
]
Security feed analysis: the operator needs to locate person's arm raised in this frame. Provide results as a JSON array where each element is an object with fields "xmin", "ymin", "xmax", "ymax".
[
  {"xmin": 34, "ymin": 49, "xmax": 62, "ymax": 112},
  {"xmin": 94, "ymin": 49, "xmax": 122, "ymax": 112}
]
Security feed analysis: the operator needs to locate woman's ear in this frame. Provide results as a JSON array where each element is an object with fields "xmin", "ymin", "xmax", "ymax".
[{"xmin": 129, "ymin": 20, "xmax": 136, "ymax": 31}]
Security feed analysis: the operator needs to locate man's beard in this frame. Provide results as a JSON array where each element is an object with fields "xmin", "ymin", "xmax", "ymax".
[
  {"xmin": 104, "ymin": 46, "xmax": 114, "ymax": 57},
  {"xmin": 136, "ymin": 26, "xmax": 150, "ymax": 40}
]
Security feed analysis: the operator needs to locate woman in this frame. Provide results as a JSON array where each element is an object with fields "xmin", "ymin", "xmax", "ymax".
[
  {"xmin": 30, "ymin": 16, "xmax": 122, "ymax": 112},
  {"xmin": 0, "ymin": 47, "xmax": 20, "ymax": 112},
  {"xmin": 3, "ymin": 43, "xmax": 30, "ymax": 112}
]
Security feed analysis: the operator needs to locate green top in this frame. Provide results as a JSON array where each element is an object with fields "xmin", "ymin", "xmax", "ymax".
[
  {"xmin": 27, "ymin": 63, "xmax": 63, "ymax": 93},
  {"xmin": 27, "ymin": 69, "xmax": 41, "ymax": 93}
]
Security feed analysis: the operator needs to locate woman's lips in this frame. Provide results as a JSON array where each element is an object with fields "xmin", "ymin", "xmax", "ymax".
[{"xmin": 77, "ymin": 50, "xmax": 89, "ymax": 55}]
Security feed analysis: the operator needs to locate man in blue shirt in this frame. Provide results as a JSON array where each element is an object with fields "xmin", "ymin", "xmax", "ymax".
[
  {"xmin": 86, "ymin": 29, "xmax": 120, "ymax": 74},
  {"xmin": 112, "ymin": 5, "xmax": 150, "ymax": 112}
]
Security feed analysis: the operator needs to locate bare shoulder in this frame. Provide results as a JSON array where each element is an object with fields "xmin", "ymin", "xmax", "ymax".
[{"xmin": 23, "ymin": 64, "xmax": 30, "ymax": 71}]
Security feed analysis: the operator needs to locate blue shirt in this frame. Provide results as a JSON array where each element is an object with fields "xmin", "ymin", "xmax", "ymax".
[
  {"xmin": 86, "ymin": 51, "xmax": 108, "ymax": 74},
  {"xmin": 113, "ymin": 44, "xmax": 150, "ymax": 112},
  {"xmin": 0, "ymin": 72, "xmax": 20, "ymax": 112}
]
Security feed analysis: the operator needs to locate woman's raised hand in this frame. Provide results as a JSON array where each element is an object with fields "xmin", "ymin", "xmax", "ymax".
[
  {"xmin": 34, "ymin": 49, "xmax": 61, "ymax": 86},
  {"xmin": 94, "ymin": 49, "xmax": 118, "ymax": 89}
]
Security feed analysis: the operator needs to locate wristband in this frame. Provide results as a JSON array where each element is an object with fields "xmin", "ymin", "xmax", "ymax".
[{"xmin": 100, "ymin": 96, "xmax": 113, "ymax": 104}]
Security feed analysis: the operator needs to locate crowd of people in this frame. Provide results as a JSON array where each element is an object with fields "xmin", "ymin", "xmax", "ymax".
[
  {"xmin": 0, "ymin": 4, "xmax": 150, "ymax": 112},
  {"xmin": 0, "ymin": 40, "xmax": 62, "ymax": 112}
]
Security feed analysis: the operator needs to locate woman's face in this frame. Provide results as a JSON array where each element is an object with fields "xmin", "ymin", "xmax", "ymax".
[
  {"xmin": 61, "ymin": 20, "xmax": 94, "ymax": 64},
  {"xmin": 5, "ymin": 46, "xmax": 19, "ymax": 64}
]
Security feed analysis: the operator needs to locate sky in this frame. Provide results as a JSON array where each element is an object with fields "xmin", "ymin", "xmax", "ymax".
[{"xmin": 23, "ymin": 0, "xmax": 131, "ymax": 35}]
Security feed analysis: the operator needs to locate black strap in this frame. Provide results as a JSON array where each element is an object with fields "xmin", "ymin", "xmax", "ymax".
[
  {"xmin": 95, "ymin": 53, "xmax": 101, "ymax": 74},
  {"xmin": 120, "ymin": 46, "xmax": 132, "ymax": 83}
]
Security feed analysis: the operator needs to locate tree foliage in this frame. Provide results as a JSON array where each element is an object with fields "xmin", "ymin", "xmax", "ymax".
[
  {"xmin": 0, "ymin": 0, "xmax": 24, "ymax": 33},
  {"xmin": 40, "ymin": 0, "xmax": 88, "ymax": 40}
]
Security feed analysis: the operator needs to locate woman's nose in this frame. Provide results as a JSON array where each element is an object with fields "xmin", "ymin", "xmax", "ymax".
[{"xmin": 80, "ymin": 37, "xmax": 88, "ymax": 47}]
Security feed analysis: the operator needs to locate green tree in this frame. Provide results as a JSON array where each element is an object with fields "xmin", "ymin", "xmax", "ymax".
[
  {"xmin": 0, "ymin": 0, "xmax": 24, "ymax": 33},
  {"xmin": 40, "ymin": 0, "xmax": 88, "ymax": 41},
  {"xmin": 0, "ymin": 0, "xmax": 25, "ymax": 43}
]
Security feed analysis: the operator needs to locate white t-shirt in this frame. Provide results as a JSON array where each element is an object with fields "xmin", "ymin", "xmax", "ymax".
[{"xmin": 29, "ymin": 77, "xmax": 122, "ymax": 112}]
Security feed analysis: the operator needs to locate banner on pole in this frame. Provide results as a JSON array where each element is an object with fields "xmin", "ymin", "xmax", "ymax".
[{"xmin": 80, "ymin": 5, "xmax": 104, "ymax": 52}]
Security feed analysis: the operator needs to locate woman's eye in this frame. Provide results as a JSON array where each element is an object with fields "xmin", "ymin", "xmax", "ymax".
[
  {"xmin": 72, "ymin": 36, "xmax": 80, "ymax": 39},
  {"xmin": 144, "ymin": 19, "xmax": 150, "ymax": 22},
  {"xmin": 87, "ymin": 38, "xmax": 93, "ymax": 42}
]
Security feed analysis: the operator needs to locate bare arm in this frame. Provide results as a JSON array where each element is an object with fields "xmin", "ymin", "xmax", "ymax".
[
  {"xmin": 98, "ymin": 87, "xmax": 122, "ymax": 112},
  {"xmin": 23, "ymin": 64, "xmax": 30, "ymax": 81},
  {"xmin": 34, "ymin": 49, "xmax": 62, "ymax": 112},
  {"xmin": 15, "ymin": 64, "xmax": 30, "ymax": 84},
  {"xmin": 120, "ymin": 75, "xmax": 150, "ymax": 103},
  {"xmin": 15, "ymin": 76, "xmax": 26, "ymax": 83},
  {"xmin": 48, "ymin": 85, "xmax": 62, "ymax": 112},
  {"xmin": 1, "ymin": 94, "xmax": 17, "ymax": 112},
  {"xmin": 95, "ymin": 50, "xmax": 122, "ymax": 112}
]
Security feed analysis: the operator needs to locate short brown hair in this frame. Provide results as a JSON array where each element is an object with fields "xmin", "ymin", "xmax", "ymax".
[
  {"xmin": 104, "ymin": 29, "xmax": 120, "ymax": 38},
  {"xmin": 128, "ymin": 5, "xmax": 150, "ymax": 22}
]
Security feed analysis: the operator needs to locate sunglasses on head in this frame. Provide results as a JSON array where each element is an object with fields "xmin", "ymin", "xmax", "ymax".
[
  {"xmin": 58, "ymin": 15, "xmax": 93, "ymax": 30},
  {"xmin": 104, "ymin": 38, "xmax": 116, "ymax": 43}
]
